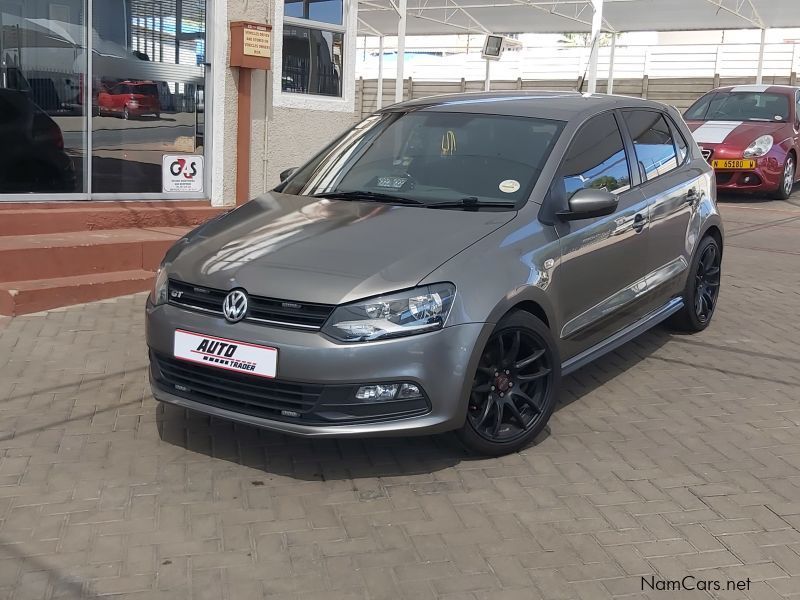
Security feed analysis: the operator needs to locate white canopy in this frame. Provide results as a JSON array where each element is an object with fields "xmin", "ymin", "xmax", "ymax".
[
  {"xmin": 358, "ymin": 0, "xmax": 800, "ymax": 36},
  {"xmin": 357, "ymin": 0, "xmax": 800, "ymax": 105}
]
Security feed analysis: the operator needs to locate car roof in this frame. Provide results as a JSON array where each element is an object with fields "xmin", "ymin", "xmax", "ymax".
[
  {"xmin": 709, "ymin": 84, "xmax": 798, "ymax": 95},
  {"xmin": 383, "ymin": 90, "xmax": 672, "ymax": 121}
]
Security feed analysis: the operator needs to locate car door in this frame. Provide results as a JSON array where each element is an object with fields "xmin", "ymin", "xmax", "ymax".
[
  {"xmin": 548, "ymin": 110, "xmax": 656, "ymax": 360},
  {"xmin": 620, "ymin": 108, "xmax": 704, "ymax": 302}
]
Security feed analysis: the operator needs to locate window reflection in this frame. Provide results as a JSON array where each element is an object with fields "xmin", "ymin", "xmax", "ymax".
[
  {"xmin": 0, "ymin": 0, "xmax": 84, "ymax": 193},
  {"xmin": 91, "ymin": 0, "xmax": 205, "ymax": 194},
  {"xmin": 282, "ymin": 25, "xmax": 343, "ymax": 97},
  {"xmin": 563, "ymin": 113, "xmax": 631, "ymax": 197},
  {"xmin": 622, "ymin": 111, "xmax": 679, "ymax": 182},
  {"xmin": 284, "ymin": 0, "xmax": 343, "ymax": 25}
]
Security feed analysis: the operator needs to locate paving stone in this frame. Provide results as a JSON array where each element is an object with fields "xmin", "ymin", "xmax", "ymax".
[{"xmin": 0, "ymin": 199, "xmax": 799, "ymax": 598}]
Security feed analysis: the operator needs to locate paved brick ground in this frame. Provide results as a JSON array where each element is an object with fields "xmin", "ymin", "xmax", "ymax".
[{"xmin": 0, "ymin": 194, "xmax": 799, "ymax": 600}]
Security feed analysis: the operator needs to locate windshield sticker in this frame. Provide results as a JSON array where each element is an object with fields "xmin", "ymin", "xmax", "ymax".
[
  {"xmin": 499, "ymin": 179, "xmax": 521, "ymax": 193},
  {"xmin": 375, "ymin": 176, "xmax": 408, "ymax": 190},
  {"xmin": 775, "ymin": 115, "xmax": 783, "ymax": 121}
]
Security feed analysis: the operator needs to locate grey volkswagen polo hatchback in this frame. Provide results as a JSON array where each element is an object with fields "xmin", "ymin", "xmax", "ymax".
[{"xmin": 147, "ymin": 91, "xmax": 723, "ymax": 455}]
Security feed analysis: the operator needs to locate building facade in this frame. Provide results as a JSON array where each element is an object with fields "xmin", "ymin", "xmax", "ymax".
[{"xmin": 0, "ymin": 0, "xmax": 360, "ymax": 206}]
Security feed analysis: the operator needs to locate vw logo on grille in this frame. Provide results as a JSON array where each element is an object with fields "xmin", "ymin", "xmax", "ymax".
[{"xmin": 222, "ymin": 289, "xmax": 248, "ymax": 323}]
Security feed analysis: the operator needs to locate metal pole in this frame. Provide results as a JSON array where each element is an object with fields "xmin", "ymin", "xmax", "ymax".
[
  {"xmin": 175, "ymin": 0, "xmax": 183, "ymax": 64},
  {"xmin": 395, "ymin": 0, "xmax": 407, "ymax": 103},
  {"xmin": 587, "ymin": 0, "xmax": 603, "ymax": 94},
  {"xmin": 607, "ymin": 33, "xmax": 616, "ymax": 94},
  {"xmin": 377, "ymin": 35, "xmax": 384, "ymax": 109},
  {"xmin": 484, "ymin": 59, "xmax": 491, "ymax": 91},
  {"xmin": 756, "ymin": 28, "xmax": 766, "ymax": 84}
]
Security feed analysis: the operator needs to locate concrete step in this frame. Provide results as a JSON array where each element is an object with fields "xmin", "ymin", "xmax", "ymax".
[
  {"xmin": 0, "ymin": 227, "xmax": 189, "ymax": 283},
  {"xmin": 0, "ymin": 270, "xmax": 154, "ymax": 316},
  {"xmin": 0, "ymin": 201, "xmax": 224, "ymax": 236}
]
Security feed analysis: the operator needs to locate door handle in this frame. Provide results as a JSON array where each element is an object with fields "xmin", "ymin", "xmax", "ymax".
[
  {"xmin": 632, "ymin": 213, "xmax": 646, "ymax": 233},
  {"xmin": 685, "ymin": 188, "xmax": 699, "ymax": 205}
]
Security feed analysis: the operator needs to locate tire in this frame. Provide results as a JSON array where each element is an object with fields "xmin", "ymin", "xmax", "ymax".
[
  {"xmin": 772, "ymin": 154, "xmax": 795, "ymax": 200},
  {"xmin": 667, "ymin": 235, "xmax": 722, "ymax": 333},
  {"xmin": 456, "ymin": 311, "xmax": 561, "ymax": 456}
]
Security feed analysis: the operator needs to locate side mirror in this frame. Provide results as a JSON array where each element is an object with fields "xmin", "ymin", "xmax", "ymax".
[
  {"xmin": 557, "ymin": 188, "xmax": 618, "ymax": 221},
  {"xmin": 279, "ymin": 167, "xmax": 297, "ymax": 183}
]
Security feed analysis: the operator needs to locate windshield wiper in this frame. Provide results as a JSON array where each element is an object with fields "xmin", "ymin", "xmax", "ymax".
[
  {"xmin": 312, "ymin": 190, "xmax": 424, "ymax": 205},
  {"xmin": 427, "ymin": 197, "xmax": 517, "ymax": 210}
]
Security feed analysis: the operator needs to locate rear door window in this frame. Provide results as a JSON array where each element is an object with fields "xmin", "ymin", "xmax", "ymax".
[
  {"xmin": 621, "ymin": 110, "xmax": 680, "ymax": 182},
  {"xmin": 561, "ymin": 112, "xmax": 632, "ymax": 197}
]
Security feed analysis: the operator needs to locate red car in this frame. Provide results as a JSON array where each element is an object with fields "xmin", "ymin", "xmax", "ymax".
[
  {"xmin": 684, "ymin": 85, "xmax": 800, "ymax": 199},
  {"xmin": 97, "ymin": 81, "xmax": 161, "ymax": 119}
]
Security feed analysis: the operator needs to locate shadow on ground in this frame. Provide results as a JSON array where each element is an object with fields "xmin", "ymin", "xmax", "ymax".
[{"xmin": 156, "ymin": 325, "xmax": 674, "ymax": 481}]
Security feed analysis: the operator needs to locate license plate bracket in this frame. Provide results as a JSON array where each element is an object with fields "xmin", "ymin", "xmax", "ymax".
[
  {"xmin": 711, "ymin": 159, "xmax": 756, "ymax": 170},
  {"xmin": 173, "ymin": 329, "xmax": 278, "ymax": 378}
]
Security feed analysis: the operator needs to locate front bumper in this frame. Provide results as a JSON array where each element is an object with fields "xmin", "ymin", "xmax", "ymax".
[
  {"xmin": 146, "ymin": 301, "xmax": 492, "ymax": 437},
  {"xmin": 705, "ymin": 149, "xmax": 784, "ymax": 192}
]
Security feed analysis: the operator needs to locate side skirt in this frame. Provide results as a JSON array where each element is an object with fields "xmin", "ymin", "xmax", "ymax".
[{"xmin": 561, "ymin": 297, "xmax": 684, "ymax": 376}]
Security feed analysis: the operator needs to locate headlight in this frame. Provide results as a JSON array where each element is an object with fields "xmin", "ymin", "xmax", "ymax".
[
  {"xmin": 150, "ymin": 266, "xmax": 169, "ymax": 306},
  {"xmin": 743, "ymin": 135, "xmax": 773, "ymax": 158},
  {"xmin": 322, "ymin": 283, "xmax": 456, "ymax": 342}
]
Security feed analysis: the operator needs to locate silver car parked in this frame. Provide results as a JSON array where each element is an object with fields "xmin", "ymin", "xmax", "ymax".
[{"xmin": 147, "ymin": 91, "xmax": 723, "ymax": 455}]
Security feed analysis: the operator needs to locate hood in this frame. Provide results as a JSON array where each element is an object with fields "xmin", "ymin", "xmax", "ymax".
[
  {"xmin": 168, "ymin": 192, "xmax": 515, "ymax": 305},
  {"xmin": 686, "ymin": 119, "xmax": 790, "ymax": 147}
]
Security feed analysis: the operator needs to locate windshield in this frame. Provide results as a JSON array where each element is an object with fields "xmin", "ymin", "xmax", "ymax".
[
  {"xmin": 280, "ymin": 111, "xmax": 564, "ymax": 207},
  {"xmin": 684, "ymin": 91, "xmax": 790, "ymax": 122}
]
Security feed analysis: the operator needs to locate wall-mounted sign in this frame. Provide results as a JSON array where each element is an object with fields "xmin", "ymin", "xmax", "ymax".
[
  {"xmin": 162, "ymin": 154, "xmax": 204, "ymax": 193},
  {"xmin": 230, "ymin": 21, "xmax": 272, "ymax": 70},
  {"xmin": 243, "ymin": 24, "xmax": 270, "ymax": 58}
]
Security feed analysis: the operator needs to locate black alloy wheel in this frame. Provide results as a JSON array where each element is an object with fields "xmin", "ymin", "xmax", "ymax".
[
  {"xmin": 694, "ymin": 241, "xmax": 721, "ymax": 323},
  {"xmin": 457, "ymin": 312, "xmax": 560, "ymax": 455},
  {"xmin": 668, "ymin": 235, "xmax": 722, "ymax": 333}
]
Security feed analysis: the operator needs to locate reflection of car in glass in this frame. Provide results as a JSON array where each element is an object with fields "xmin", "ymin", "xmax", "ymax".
[
  {"xmin": 97, "ymin": 81, "xmax": 161, "ymax": 119},
  {"xmin": 685, "ymin": 85, "xmax": 800, "ymax": 199},
  {"xmin": 147, "ymin": 92, "xmax": 723, "ymax": 456},
  {"xmin": 0, "ymin": 89, "xmax": 76, "ymax": 193}
]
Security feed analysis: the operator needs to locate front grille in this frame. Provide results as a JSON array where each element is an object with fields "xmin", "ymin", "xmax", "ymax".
[
  {"xmin": 151, "ymin": 351, "xmax": 431, "ymax": 425},
  {"xmin": 152, "ymin": 352, "xmax": 323, "ymax": 416},
  {"xmin": 168, "ymin": 279, "xmax": 335, "ymax": 330},
  {"xmin": 715, "ymin": 172, "xmax": 733, "ymax": 185},
  {"xmin": 701, "ymin": 148, "xmax": 712, "ymax": 162}
]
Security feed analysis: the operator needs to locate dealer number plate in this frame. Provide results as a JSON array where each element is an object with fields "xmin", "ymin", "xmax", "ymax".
[
  {"xmin": 711, "ymin": 159, "xmax": 755, "ymax": 170},
  {"xmin": 173, "ymin": 329, "xmax": 277, "ymax": 378}
]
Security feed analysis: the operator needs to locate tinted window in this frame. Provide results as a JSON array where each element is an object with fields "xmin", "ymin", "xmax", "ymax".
[
  {"xmin": 671, "ymin": 118, "xmax": 689, "ymax": 163},
  {"xmin": 0, "ymin": 94, "xmax": 21, "ymax": 125},
  {"xmin": 796, "ymin": 91, "xmax": 800, "ymax": 124},
  {"xmin": 685, "ymin": 91, "xmax": 789, "ymax": 122},
  {"xmin": 282, "ymin": 25, "xmax": 344, "ymax": 97},
  {"xmin": 282, "ymin": 111, "xmax": 564, "ymax": 205},
  {"xmin": 622, "ymin": 110, "xmax": 679, "ymax": 182},
  {"xmin": 684, "ymin": 93, "xmax": 714, "ymax": 120},
  {"xmin": 285, "ymin": 0, "xmax": 343, "ymax": 24},
  {"xmin": 562, "ymin": 113, "xmax": 631, "ymax": 197}
]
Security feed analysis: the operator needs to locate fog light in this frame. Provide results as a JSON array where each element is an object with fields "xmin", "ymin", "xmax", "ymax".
[
  {"xmin": 355, "ymin": 384, "xmax": 398, "ymax": 402},
  {"xmin": 354, "ymin": 382, "xmax": 423, "ymax": 403}
]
